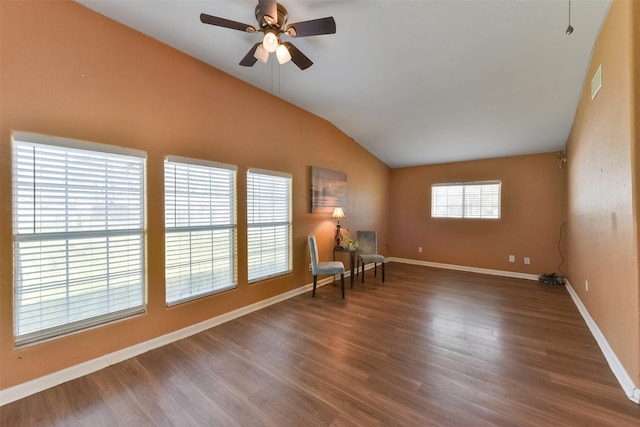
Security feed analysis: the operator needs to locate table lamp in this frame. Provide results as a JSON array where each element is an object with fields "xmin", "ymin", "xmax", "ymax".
[{"xmin": 332, "ymin": 207, "xmax": 346, "ymax": 248}]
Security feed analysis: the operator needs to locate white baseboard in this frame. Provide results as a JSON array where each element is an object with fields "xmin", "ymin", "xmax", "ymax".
[
  {"xmin": 387, "ymin": 257, "xmax": 539, "ymax": 281},
  {"xmin": 391, "ymin": 257, "xmax": 640, "ymax": 404},
  {"xmin": 0, "ymin": 275, "xmax": 340, "ymax": 406},
  {"xmin": 6, "ymin": 262, "xmax": 637, "ymax": 407},
  {"xmin": 564, "ymin": 280, "xmax": 640, "ymax": 404}
]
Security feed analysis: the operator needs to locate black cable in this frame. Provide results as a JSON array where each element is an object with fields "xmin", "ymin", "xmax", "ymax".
[{"xmin": 557, "ymin": 221, "xmax": 567, "ymax": 277}]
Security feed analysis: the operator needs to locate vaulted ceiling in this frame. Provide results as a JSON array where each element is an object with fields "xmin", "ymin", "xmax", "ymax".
[{"xmin": 78, "ymin": 0, "xmax": 611, "ymax": 168}]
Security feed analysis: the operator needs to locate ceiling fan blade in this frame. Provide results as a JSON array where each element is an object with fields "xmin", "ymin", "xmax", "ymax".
[
  {"xmin": 239, "ymin": 43, "xmax": 261, "ymax": 67},
  {"xmin": 258, "ymin": 0, "xmax": 278, "ymax": 26},
  {"xmin": 286, "ymin": 17, "xmax": 336, "ymax": 37},
  {"xmin": 200, "ymin": 13, "xmax": 256, "ymax": 32},
  {"xmin": 282, "ymin": 42, "xmax": 313, "ymax": 70}
]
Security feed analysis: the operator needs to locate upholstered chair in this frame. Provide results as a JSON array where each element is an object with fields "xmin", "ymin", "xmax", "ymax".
[
  {"xmin": 356, "ymin": 230, "xmax": 385, "ymax": 283},
  {"xmin": 308, "ymin": 235, "xmax": 346, "ymax": 298}
]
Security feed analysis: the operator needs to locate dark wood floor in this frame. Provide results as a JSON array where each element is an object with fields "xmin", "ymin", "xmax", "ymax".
[{"xmin": 3, "ymin": 263, "xmax": 640, "ymax": 426}]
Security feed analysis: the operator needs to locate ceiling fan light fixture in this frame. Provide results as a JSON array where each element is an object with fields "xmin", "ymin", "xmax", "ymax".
[
  {"xmin": 200, "ymin": 2, "xmax": 336, "ymax": 70},
  {"xmin": 262, "ymin": 31, "xmax": 279, "ymax": 53},
  {"xmin": 254, "ymin": 44, "xmax": 269, "ymax": 63},
  {"xmin": 276, "ymin": 44, "xmax": 291, "ymax": 64}
]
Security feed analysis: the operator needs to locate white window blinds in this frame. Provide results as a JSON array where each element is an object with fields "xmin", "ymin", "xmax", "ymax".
[
  {"xmin": 164, "ymin": 156, "xmax": 237, "ymax": 305},
  {"xmin": 12, "ymin": 133, "xmax": 146, "ymax": 345},
  {"xmin": 247, "ymin": 169, "xmax": 292, "ymax": 282},
  {"xmin": 432, "ymin": 181, "xmax": 501, "ymax": 219}
]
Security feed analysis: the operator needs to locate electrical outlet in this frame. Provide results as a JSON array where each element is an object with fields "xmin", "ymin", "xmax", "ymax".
[
  {"xmin": 418, "ymin": 246, "xmax": 423, "ymax": 253},
  {"xmin": 524, "ymin": 257, "xmax": 530, "ymax": 265},
  {"xmin": 508, "ymin": 255, "xmax": 515, "ymax": 263},
  {"xmin": 585, "ymin": 279, "xmax": 589, "ymax": 292},
  {"xmin": 309, "ymin": 263, "xmax": 312, "ymax": 271}
]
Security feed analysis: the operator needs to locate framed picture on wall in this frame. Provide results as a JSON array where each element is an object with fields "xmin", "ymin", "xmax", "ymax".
[{"xmin": 310, "ymin": 166, "xmax": 347, "ymax": 213}]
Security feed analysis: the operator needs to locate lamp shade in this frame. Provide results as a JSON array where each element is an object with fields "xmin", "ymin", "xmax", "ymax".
[
  {"xmin": 276, "ymin": 44, "xmax": 291, "ymax": 64},
  {"xmin": 253, "ymin": 44, "xmax": 269, "ymax": 63},
  {"xmin": 262, "ymin": 31, "xmax": 279, "ymax": 53},
  {"xmin": 332, "ymin": 207, "xmax": 346, "ymax": 220}
]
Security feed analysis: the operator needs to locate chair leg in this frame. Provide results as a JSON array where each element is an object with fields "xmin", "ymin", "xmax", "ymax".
[
  {"xmin": 340, "ymin": 273, "xmax": 345, "ymax": 298},
  {"xmin": 361, "ymin": 262, "xmax": 365, "ymax": 283},
  {"xmin": 374, "ymin": 263, "xmax": 377, "ymax": 277},
  {"xmin": 382, "ymin": 262, "xmax": 385, "ymax": 283},
  {"xmin": 312, "ymin": 275, "xmax": 318, "ymax": 297}
]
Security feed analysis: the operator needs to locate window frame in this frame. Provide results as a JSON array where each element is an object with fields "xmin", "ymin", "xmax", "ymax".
[
  {"xmin": 246, "ymin": 168, "xmax": 293, "ymax": 283},
  {"xmin": 12, "ymin": 132, "xmax": 146, "ymax": 346},
  {"xmin": 431, "ymin": 181, "xmax": 502, "ymax": 219},
  {"xmin": 164, "ymin": 155, "xmax": 238, "ymax": 306}
]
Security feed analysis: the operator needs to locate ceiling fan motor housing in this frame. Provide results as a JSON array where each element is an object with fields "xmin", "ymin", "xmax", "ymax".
[{"xmin": 255, "ymin": 3, "xmax": 288, "ymax": 30}]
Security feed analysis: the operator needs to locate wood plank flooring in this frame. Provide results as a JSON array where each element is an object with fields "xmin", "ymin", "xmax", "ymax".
[{"xmin": 3, "ymin": 263, "xmax": 640, "ymax": 426}]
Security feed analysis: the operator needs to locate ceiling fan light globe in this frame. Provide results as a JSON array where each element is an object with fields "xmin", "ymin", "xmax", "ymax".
[
  {"xmin": 262, "ymin": 32, "xmax": 279, "ymax": 53},
  {"xmin": 254, "ymin": 44, "xmax": 269, "ymax": 63},
  {"xmin": 276, "ymin": 44, "xmax": 291, "ymax": 64}
]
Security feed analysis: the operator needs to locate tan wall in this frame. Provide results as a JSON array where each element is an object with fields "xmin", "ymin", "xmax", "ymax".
[
  {"xmin": 633, "ymin": 0, "xmax": 640, "ymax": 391},
  {"xmin": 388, "ymin": 152, "xmax": 566, "ymax": 275},
  {"xmin": 0, "ymin": 1, "xmax": 389, "ymax": 390},
  {"xmin": 566, "ymin": 0, "xmax": 640, "ymax": 386}
]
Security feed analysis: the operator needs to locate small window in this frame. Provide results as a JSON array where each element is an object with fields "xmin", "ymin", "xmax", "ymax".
[
  {"xmin": 431, "ymin": 181, "xmax": 501, "ymax": 219},
  {"xmin": 12, "ymin": 132, "xmax": 146, "ymax": 345},
  {"xmin": 164, "ymin": 156, "xmax": 237, "ymax": 305},
  {"xmin": 247, "ymin": 169, "xmax": 292, "ymax": 282}
]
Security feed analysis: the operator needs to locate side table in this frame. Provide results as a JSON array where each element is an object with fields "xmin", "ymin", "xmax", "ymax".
[{"xmin": 333, "ymin": 246, "xmax": 357, "ymax": 288}]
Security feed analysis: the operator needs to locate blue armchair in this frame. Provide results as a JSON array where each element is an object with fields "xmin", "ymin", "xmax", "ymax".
[{"xmin": 308, "ymin": 235, "xmax": 346, "ymax": 298}]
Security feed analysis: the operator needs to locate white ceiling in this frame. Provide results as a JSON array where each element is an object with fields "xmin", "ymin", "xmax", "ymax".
[{"xmin": 77, "ymin": 0, "xmax": 611, "ymax": 168}]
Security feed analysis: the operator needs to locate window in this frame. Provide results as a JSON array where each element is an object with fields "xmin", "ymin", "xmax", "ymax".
[
  {"xmin": 12, "ymin": 133, "xmax": 146, "ymax": 345},
  {"xmin": 431, "ymin": 181, "xmax": 501, "ymax": 219},
  {"xmin": 164, "ymin": 156, "xmax": 237, "ymax": 305},
  {"xmin": 247, "ymin": 169, "xmax": 292, "ymax": 282}
]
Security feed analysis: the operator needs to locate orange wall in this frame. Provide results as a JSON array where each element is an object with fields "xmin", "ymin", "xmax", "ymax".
[
  {"xmin": 634, "ymin": 1, "xmax": 640, "ymax": 380},
  {"xmin": 388, "ymin": 152, "xmax": 566, "ymax": 275},
  {"xmin": 566, "ymin": 0, "xmax": 640, "ymax": 386},
  {"xmin": 0, "ymin": 1, "xmax": 389, "ymax": 389}
]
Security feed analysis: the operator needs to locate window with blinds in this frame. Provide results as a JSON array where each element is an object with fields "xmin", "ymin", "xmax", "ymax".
[
  {"xmin": 247, "ymin": 169, "xmax": 292, "ymax": 282},
  {"xmin": 431, "ymin": 181, "xmax": 501, "ymax": 219},
  {"xmin": 12, "ymin": 133, "xmax": 146, "ymax": 346},
  {"xmin": 164, "ymin": 156, "xmax": 237, "ymax": 305}
]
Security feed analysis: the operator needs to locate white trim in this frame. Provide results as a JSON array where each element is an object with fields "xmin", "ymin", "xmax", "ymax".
[
  {"xmin": 164, "ymin": 155, "xmax": 237, "ymax": 171},
  {"xmin": 0, "ymin": 275, "xmax": 338, "ymax": 406},
  {"xmin": 247, "ymin": 167, "xmax": 292, "ymax": 179},
  {"xmin": 11, "ymin": 261, "xmax": 639, "ymax": 408},
  {"xmin": 12, "ymin": 131, "xmax": 146, "ymax": 158},
  {"xmin": 564, "ymin": 280, "xmax": 640, "ymax": 404},
  {"xmin": 392, "ymin": 258, "xmax": 640, "ymax": 404},
  {"xmin": 387, "ymin": 257, "xmax": 538, "ymax": 281}
]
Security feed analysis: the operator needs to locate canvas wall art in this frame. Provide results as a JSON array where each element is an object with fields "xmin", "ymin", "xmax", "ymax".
[{"xmin": 310, "ymin": 166, "xmax": 347, "ymax": 213}]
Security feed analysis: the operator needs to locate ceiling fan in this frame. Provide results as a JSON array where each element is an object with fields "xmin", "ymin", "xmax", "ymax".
[{"xmin": 200, "ymin": 0, "xmax": 336, "ymax": 70}]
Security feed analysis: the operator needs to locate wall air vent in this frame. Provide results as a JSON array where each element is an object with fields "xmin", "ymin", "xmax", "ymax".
[{"xmin": 591, "ymin": 64, "xmax": 602, "ymax": 100}]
